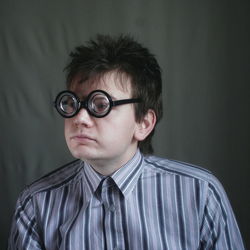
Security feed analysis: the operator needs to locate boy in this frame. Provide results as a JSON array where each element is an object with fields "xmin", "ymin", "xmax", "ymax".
[{"xmin": 8, "ymin": 34, "xmax": 245, "ymax": 249}]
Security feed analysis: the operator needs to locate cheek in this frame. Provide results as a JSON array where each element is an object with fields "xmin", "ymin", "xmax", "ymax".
[
  {"xmin": 64, "ymin": 120, "xmax": 72, "ymax": 139},
  {"xmin": 101, "ymin": 119, "xmax": 136, "ymax": 143},
  {"xmin": 64, "ymin": 120, "xmax": 68, "ymax": 133}
]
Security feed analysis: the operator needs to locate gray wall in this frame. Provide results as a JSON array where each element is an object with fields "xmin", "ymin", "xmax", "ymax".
[{"xmin": 0, "ymin": 0, "xmax": 249, "ymax": 249}]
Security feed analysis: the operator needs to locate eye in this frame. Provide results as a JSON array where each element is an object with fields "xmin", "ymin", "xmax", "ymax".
[
  {"xmin": 60, "ymin": 95, "xmax": 77, "ymax": 114},
  {"xmin": 90, "ymin": 95, "xmax": 110, "ymax": 114}
]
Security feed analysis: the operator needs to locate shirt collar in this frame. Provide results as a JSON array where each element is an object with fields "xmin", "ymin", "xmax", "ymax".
[
  {"xmin": 81, "ymin": 160, "xmax": 103, "ymax": 207},
  {"xmin": 111, "ymin": 150, "xmax": 144, "ymax": 197},
  {"xmin": 81, "ymin": 150, "xmax": 144, "ymax": 204}
]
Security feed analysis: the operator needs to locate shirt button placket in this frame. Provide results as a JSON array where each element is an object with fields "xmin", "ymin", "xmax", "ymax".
[
  {"xmin": 101, "ymin": 177, "xmax": 116, "ymax": 250},
  {"xmin": 109, "ymin": 204, "xmax": 116, "ymax": 212}
]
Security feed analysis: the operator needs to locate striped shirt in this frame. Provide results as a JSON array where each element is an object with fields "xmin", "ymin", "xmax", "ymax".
[{"xmin": 8, "ymin": 150, "xmax": 245, "ymax": 250}]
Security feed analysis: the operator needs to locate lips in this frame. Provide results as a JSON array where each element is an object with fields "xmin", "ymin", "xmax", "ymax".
[{"xmin": 70, "ymin": 134, "xmax": 96, "ymax": 143}]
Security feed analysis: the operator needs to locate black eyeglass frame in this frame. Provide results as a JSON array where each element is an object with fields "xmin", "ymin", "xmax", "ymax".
[{"xmin": 54, "ymin": 89, "xmax": 141, "ymax": 118}]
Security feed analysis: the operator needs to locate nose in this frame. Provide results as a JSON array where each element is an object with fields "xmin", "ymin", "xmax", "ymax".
[{"xmin": 72, "ymin": 108, "xmax": 94, "ymax": 127}]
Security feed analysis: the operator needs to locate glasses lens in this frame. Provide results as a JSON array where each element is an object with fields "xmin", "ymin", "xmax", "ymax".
[
  {"xmin": 89, "ymin": 92, "xmax": 110, "ymax": 117},
  {"xmin": 58, "ymin": 93, "xmax": 78, "ymax": 117}
]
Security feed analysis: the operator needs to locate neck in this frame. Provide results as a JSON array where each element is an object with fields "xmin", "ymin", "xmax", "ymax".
[{"xmin": 86, "ymin": 149, "xmax": 138, "ymax": 176}]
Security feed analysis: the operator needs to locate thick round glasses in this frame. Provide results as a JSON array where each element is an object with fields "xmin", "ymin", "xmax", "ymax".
[{"xmin": 54, "ymin": 90, "xmax": 141, "ymax": 118}]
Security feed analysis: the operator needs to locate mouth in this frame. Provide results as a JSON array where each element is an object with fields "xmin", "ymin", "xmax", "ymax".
[{"xmin": 70, "ymin": 134, "xmax": 96, "ymax": 144}]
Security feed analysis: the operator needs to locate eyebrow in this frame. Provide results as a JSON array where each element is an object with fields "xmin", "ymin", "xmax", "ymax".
[{"xmin": 76, "ymin": 90, "xmax": 118, "ymax": 101}]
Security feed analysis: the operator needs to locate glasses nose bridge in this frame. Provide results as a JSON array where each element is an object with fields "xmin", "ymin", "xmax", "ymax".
[
  {"xmin": 79, "ymin": 100, "xmax": 85, "ymax": 108},
  {"xmin": 79, "ymin": 99, "xmax": 88, "ymax": 111},
  {"xmin": 73, "ymin": 100, "xmax": 93, "ymax": 124},
  {"xmin": 78, "ymin": 99, "xmax": 95, "ymax": 118}
]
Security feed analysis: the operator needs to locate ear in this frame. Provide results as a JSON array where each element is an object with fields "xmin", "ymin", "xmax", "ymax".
[{"xmin": 134, "ymin": 109, "xmax": 157, "ymax": 141}]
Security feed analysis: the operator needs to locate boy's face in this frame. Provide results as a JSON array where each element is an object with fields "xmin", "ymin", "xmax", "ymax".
[{"xmin": 64, "ymin": 72, "xmax": 141, "ymax": 171}]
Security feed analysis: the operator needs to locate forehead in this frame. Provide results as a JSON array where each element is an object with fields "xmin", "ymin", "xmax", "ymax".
[{"xmin": 69, "ymin": 71, "xmax": 132, "ymax": 98}]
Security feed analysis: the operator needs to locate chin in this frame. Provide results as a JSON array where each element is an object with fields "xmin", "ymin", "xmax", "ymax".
[{"xmin": 69, "ymin": 148, "xmax": 97, "ymax": 161}]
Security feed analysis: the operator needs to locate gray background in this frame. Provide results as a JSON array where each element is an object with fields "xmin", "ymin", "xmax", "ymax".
[{"xmin": 0, "ymin": 0, "xmax": 249, "ymax": 249}]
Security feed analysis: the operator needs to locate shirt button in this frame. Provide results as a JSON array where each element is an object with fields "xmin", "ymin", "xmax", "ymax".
[{"xmin": 109, "ymin": 204, "xmax": 116, "ymax": 212}]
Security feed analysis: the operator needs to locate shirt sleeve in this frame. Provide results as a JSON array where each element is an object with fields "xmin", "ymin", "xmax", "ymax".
[
  {"xmin": 8, "ymin": 188, "xmax": 44, "ymax": 250},
  {"xmin": 199, "ymin": 177, "xmax": 245, "ymax": 250}
]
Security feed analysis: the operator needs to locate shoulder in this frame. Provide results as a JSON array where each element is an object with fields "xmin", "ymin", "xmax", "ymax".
[
  {"xmin": 19, "ymin": 159, "xmax": 83, "ymax": 202},
  {"xmin": 143, "ymin": 155, "xmax": 233, "ymax": 212},
  {"xmin": 143, "ymin": 155, "xmax": 222, "ymax": 188}
]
